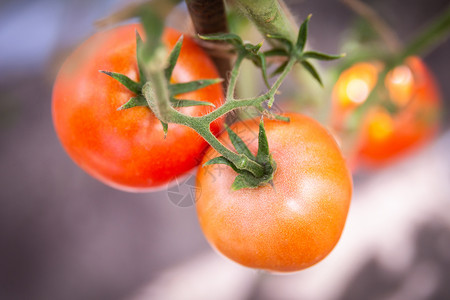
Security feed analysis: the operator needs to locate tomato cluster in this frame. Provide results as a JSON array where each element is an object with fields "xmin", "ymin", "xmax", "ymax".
[
  {"xmin": 53, "ymin": 25, "xmax": 353, "ymax": 273},
  {"xmin": 331, "ymin": 57, "xmax": 441, "ymax": 170}
]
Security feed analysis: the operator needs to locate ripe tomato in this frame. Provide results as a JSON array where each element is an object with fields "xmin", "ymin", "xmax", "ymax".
[
  {"xmin": 52, "ymin": 24, "xmax": 224, "ymax": 191},
  {"xmin": 196, "ymin": 113, "xmax": 352, "ymax": 272},
  {"xmin": 331, "ymin": 57, "xmax": 441, "ymax": 169}
]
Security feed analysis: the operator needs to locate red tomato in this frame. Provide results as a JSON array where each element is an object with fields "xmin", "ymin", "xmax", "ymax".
[
  {"xmin": 52, "ymin": 24, "xmax": 224, "ymax": 191},
  {"xmin": 196, "ymin": 113, "xmax": 352, "ymax": 272},
  {"xmin": 331, "ymin": 57, "xmax": 441, "ymax": 169}
]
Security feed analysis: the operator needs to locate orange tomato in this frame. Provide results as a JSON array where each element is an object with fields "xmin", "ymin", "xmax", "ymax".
[
  {"xmin": 53, "ymin": 25, "xmax": 224, "ymax": 191},
  {"xmin": 196, "ymin": 113, "xmax": 352, "ymax": 272}
]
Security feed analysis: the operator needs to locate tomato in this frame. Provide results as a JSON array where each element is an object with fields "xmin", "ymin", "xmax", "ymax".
[
  {"xmin": 52, "ymin": 24, "xmax": 224, "ymax": 191},
  {"xmin": 196, "ymin": 113, "xmax": 352, "ymax": 272},
  {"xmin": 331, "ymin": 57, "xmax": 441, "ymax": 169}
]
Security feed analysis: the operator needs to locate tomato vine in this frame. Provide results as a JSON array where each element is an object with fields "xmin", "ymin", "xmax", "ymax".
[{"xmin": 104, "ymin": 2, "xmax": 343, "ymax": 189}]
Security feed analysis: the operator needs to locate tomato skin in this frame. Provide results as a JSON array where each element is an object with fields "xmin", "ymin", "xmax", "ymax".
[
  {"xmin": 52, "ymin": 24, "xmax": 224, "ymax": 192},
  {"xmin": 196, "ymin": 113, "xmax": 352, "ymax": 272},
  {"xmin": 331, "ymin": 57, "xmax": 441, "ymax": 169}
]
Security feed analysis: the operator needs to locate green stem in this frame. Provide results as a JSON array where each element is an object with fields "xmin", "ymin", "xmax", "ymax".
[
  {"xmin": 267, "ymin": 58, "xmax": 296, "ymax": 106},
  {"xmin": 142, "ymin": 69, "xmax": 265, "ymax": 177},
  {"xmin": 193, "ymin": 125, "xmax": 265, "ymax": 176},
  {"xmin": 202, "ymin": 97, "xmax": 267, "ymax": 123},
  {"xmin": 142, "ymin": 56, "xmax": 296, "ymax": 177},
  {"xmin": 143, "ymin": 72, "xmax": 173, "ymax": 122},
  {"xmin": 233, "ymin": 0, "xmax": 297, "ymax": 46},
  {"xmin": 205, "ymin": 57, "xmax": 296, "ymax": 122},
  {"xmin": 398, "ymin": 5, "xmax": 450, "ymax": 61},
  {"xmin": 226, "ymin": 54, "xmax": 245, "ymax": 100}
]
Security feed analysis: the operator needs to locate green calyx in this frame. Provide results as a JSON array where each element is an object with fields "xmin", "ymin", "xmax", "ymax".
[{"xmin": 204, "ymin": 118, "xmax": 277, "ymax": 191}]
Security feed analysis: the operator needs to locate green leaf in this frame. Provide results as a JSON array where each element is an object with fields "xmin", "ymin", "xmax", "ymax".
[
  {"xmin": 231, "ymin": 174, "xmax": 259, "ymax": 190},
  {"xmin": 165, "ymin": 35, "xmax": 183, "ymax": 80},
  {"xmin": 296, "ymin": 14, "xmax": 311, "ymax": 52},
  {"xmin": 256, "ymin": 118, "xmax": 270, "ymax": 164},
  {"xmin": 225, "ymin": 125, "xmax": 255, "ymax": 159},
  {"xmin": 271, "ymin": 61, "xmax": 288, "ymax": 77},
  {"xmin": 203, "ymin": 156, "xmax": 239, "ymax": 173},
  {"xmin": 117, "ymin": 96, "xmax": 147, "ymax": 110},
  {"xmin": 135, "ymin": 31, "xmax": 147, "ymax": 84},
  {"xmin": 198, "ymin": 32, "xmax": 243, "ymax": 45},
  {"xmin": 100, "ymin": 71, "xmax": 142, "ymax": 94},
  {"xmin": 160, "ymin": 120, "xmax": 168, "ymax": 138},
  {"xmin": 170, "ymin": 98, "xmax": 215, "ymax": 108},
  {"xmin": 302, "ymin": 51, "xmax": 344, "ymax": 61},
  {"xmin": 258, "ymin": 53, "xmax": 270, "ymax": 89},
  {"xmin": 301, "ymin": 60, "xmax": 323, "ymax": 86},
  {"xmin": 169, "ymin": 78, "xmax": 223, "ymax": 96}
]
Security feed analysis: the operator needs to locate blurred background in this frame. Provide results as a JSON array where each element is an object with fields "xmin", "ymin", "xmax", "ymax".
[{"xmin": 0, "ymin": 0, "xmax": 449, "ymax": 299}]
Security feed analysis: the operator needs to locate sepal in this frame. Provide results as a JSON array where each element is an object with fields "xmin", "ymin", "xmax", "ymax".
[
  {"xmin": 296, "ymin": 14, "xmax": 311, "ymax": 52},
  {"xmin": 225, "ymin": 125, "xmax": 255, "ymax": 159},
  {"xmin": 100, "ymin": 71, "xmax": 142, "ymax": 94},
  {"xmin": 117, "ymin": 96, "xmax": 147, "ymax": 110},
  {"xmin": 165, "ymin": 35, "xmax": 183, "ymax": 80},
  {"xmin": 169, "ymin": 79, "xmax": 223, "ymax": 96},
  {"xmin": 301, "ymin": 60, "xmax": 323, "ymax": 86},
  {"xmin": 302, "ymin": 51, "xmax": 345, "ymax": 61},
  {"xmin": 204, "ymin": 119, "xmax": 277, "ymax": 191}
]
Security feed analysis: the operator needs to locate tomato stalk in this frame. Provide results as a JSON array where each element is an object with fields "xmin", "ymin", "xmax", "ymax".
[
  {"xmin": 141, "ymin": 51, "xmax": 297, "ymax": 178},
  {"xmin": 225, "ymin": 54, "xmax": 244, "ymax": 100},
  {"xmin": 397, "ymin": 4, "xmax": 450, "ymax": 61}
]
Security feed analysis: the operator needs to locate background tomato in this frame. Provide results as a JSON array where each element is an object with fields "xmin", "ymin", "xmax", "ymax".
[
  {"xmin": 331, "ymin": 56, "xmax": 441, "ymax": 169},
  {"xmin": 196, "ymin": 113, "xmax": 352, "ymax": 272},
  {"xmin": 52, "ymin": 24, "xmax": 224, "ymax": 191}
]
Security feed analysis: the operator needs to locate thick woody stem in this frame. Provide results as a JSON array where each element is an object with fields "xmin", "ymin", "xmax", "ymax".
[{"xmin": 185, "ymin": 0, "xmax": 232, "ymax": 85}]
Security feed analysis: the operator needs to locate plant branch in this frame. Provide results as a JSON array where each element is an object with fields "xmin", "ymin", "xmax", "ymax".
[
  {"xmin": 226, "ymin": 54, "xmax": 244, "ymax": 100},
  {"xmin": 341, "ymin": 0, "xmax": 401, "ymax": 53},
  {"xmin": 142, "ymin": 72, "xmax": 265, "ymax": 177},
  {"xmin": 398, "ymin": 4, "xmax": 450, "ymax": 61},
  {"xmin": 141, "ymin": 50, "xmax": 296, "ymax": 176}
]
